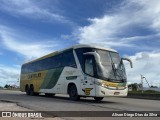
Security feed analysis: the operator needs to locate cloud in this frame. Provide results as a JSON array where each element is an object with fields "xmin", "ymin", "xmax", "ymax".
[
  {"xmin": 0, "ymin": 25, "xmax": 64, "ymax": 87},
  {"xmin": 0, "ymin": 25, "xmax": 59, "ymax": 61},
  {"xmin": 77, "ymin": 16, "xmax": 133, "ymax": 47},
  {"xmin": 125, "ymin": 51, "xmax": 160, "ymax": 87},
  {"xmin": 0, "ymin": 0, "xmax": 70, "ymax": 23},
  {"xmin": 70, "ymin": 0, "xmax": 160, "ymax": 87},
  {"xmin": 0, "ymin": 64, "xmax": 20, "ymax": 87},
  {"xmin": 127, "ymin": 0, "xmax": 160, "ymax": 31},
  {"xmin": 75, "ymin": 0, "xmax": 160, "ymax": 50}
]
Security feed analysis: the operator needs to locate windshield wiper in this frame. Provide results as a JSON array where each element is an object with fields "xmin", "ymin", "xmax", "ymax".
[
  {"xmin": 111, "ymin": 62, "xmax": 125, "ymax": 81},
  {"xmin": 111, "ymin": 62, "xmax": 117, "ymax": 80}
]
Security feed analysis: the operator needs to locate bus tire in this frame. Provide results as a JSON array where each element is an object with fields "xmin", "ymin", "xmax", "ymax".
[
  {"xmin": 68, "ymin": 84, "xmax": 80, "ymax": 101},
  {"xmin": 29, "ymin": 85, "xmax": 34, "ymax": 96},
  {"xmin": 94, "ymin": 97, "xmax": 104, "ymax": 102},
  {"xmin": 25, "ymin": 85, "xmax": 30, "ymax": 95}
]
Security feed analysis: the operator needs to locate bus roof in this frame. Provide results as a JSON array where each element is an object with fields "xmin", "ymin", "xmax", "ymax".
[
  {"xmin": 23, "ymin": 44, "xmax": 117, "ymax": 65},
  {"xmin": 72, "ymin": 44, "xmax": 117, "ymax": 52}
]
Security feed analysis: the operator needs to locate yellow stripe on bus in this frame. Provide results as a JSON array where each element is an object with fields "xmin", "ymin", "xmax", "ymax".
[{"xmin": 20, "ymin": 70, "xmax": 48, "ymax": 92}]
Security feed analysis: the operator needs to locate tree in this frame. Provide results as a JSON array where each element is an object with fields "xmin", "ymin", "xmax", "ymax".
[
  {"xmin": 128, "ymin": 83, "xmax": 138, "ymax": 91},
  {"xmin": 150, "ymin": 85, "xmax": 158, "ymax": 88},
  {"xmin": 4, "ymin": 84, "xmax": 10, "ymax": 88}
]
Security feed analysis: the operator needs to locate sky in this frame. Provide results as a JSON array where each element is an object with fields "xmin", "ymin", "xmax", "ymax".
[{"xmin": 0, "ymin": 0, "xmax": 160, "ymax": 87}]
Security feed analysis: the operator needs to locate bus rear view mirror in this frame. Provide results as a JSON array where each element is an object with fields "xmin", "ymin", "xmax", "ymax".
[
  {"xmin": 121, "ymin": 58, "xmax": 133, "ymax": 68},
  {"xmin": 83, "ymin": 52, "xmax": 100, "ymax": 64}
]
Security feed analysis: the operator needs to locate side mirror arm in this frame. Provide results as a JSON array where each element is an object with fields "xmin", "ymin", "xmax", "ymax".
[{"xmin": 122, "ymin": 58, "xmax": 133, "ymax": 68}]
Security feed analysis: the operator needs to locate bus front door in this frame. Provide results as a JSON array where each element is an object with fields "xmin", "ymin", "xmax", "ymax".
[{"xmin": 81, "ymin": 55, "xmax": 96, "ymax": 96}]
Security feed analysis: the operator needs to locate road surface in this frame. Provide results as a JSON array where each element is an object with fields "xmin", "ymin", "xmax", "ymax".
[{"xmin": 0, "ymin": 90, "xmax": 159, "ymax": 120}]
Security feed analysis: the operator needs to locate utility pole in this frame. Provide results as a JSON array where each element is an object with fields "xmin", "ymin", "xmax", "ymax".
[
  {"xmin": 141, "ymin": 75, "xmax": 143, "ymax": 93},
  {"xmin": 140, "ymin": 75, "xmax": 151, "ymax": 93},
  {"xmin": 143, "ymin": 77, "xmax": 150, "ymax": 88}
]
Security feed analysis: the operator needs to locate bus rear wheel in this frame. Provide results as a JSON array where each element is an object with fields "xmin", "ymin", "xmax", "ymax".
[
  {"xmin": 26, "ymin": 86, "xmax": 30, "ymax": 95},
  {"xmin": 29, "ymin": 85, "xmax": 34, "ymax": 96},
  {"xmin": 68, "ymin": 84, "xmax": 80, "ymax": 101},
  {"xmin": 94, "ymin": 97, "xmax": 104, "ymax": 101}
]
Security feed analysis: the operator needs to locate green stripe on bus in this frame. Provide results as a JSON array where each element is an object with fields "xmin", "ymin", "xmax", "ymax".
[{"xmin": 40, "ymin": 67, "xmax": 64, "ymax": 89}]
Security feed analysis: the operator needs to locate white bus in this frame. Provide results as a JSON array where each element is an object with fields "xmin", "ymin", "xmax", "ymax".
[{"xmin": 20, "ymin": 44, "xmax": 132, "ymax": 101}]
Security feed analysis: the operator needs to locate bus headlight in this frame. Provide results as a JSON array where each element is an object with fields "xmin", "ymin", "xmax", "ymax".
[{"xmin": 102, "ymin": 83, "xmax": 106, "ymax": 87}]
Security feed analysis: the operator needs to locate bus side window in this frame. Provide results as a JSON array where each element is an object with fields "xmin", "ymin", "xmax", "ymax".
[
  {"xmin": 84, "ymin": 56, "xmax": 94, "ymax": 76},
  {"xmin": 62, "ymin": 50, "xmax": 76, "ymax": 68}
]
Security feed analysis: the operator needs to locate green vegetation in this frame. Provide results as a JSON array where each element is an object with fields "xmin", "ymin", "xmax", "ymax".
[
  {"xmin": 4, "ymin": 88, "xmax": 20, "ymax": 91},
  {"xmin": 129, "ymin": 90, "xmax": 160, "ymax": 94},
  {"xmin": 128, "ymin": 83, "xmax": 142, "ymax": 91},
  {"xmin": 1, "ymin": 84, "xmax": 20, "ymax": 91},
  {"xmin": 128, "ymin": 83, "xmax": 160, "ymax": 95},
  {"xmin": 0, "ymin": 86, "xmax": 3, "ymax": 89}
]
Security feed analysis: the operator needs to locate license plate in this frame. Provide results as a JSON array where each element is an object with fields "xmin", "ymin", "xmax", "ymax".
[{"xmin": 114, "ymin": 92, "xmax": 120, "ymax": 95}]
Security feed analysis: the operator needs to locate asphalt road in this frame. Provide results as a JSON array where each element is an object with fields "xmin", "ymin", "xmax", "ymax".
[{"xmin": 0, "ymin": 90, "xmax": 160, "ymax": 120}]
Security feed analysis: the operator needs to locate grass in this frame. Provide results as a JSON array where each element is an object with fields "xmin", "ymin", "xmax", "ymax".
[{"xmin": 129, "ymin": 90, "xmax": 160, "ymax": 94}]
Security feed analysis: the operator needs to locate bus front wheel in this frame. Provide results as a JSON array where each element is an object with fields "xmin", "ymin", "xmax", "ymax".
[
  {"xmin": 94, "ymin": 97, "xmax": 104, "ymax": 101},
  {"xmin": 68, "ymin": 84, "xmax": 80, "ymax": 101}
]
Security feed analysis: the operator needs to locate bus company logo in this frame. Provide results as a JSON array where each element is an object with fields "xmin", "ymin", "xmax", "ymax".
[
  {"xmin": 1, "ymin": 112, "xmax": 42, "ymax": 118},
  {"xmin": 28, "ymin": 73, "xmax": 41, "ymax": 79},
  {"xmin": 82, "ymin": 88, "xmax": 93, "ymax": 95},
  {"xmin": 2, "ymin": 112, "xmax": 11, "ymax": 117}
]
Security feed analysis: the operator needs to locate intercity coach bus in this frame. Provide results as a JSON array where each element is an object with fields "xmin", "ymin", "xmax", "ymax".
[{"xmin": 20, "ymin": 44, "xmax": 132, "ymax": 101}]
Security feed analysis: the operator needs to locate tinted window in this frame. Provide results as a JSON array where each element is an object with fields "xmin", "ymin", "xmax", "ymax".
[
  {"xmin": 85, "ymin": 56, "xmax": 94, "ymax": 76},
  {"xmin": 62, "ymin": 50, "xmax": 76, "ymax": 67},
  {"xmin": 21, "ymin": 49, "xmax": 76, "ymax": 74},
  {"xmin": 75, "ymin": 48, "xmax": 95, "ymax": 72},
  {"xmin": 21, "ymin": 64, "xmax": 27, "ymax": 74}
]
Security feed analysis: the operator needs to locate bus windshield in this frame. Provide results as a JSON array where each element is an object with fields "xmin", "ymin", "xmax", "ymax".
[
  {"xmin": 75, "ymin": 48, "xmax": 127, "ymax": 83},
  {"xmin": 96, "ymin": 50, "xmax": 126, "ymax": 82}
]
